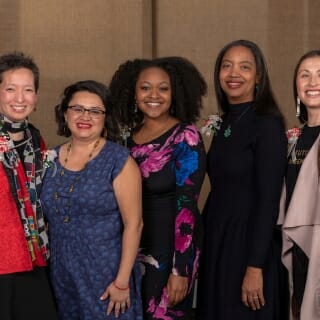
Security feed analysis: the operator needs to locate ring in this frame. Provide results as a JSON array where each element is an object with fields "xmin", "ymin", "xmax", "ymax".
[{"xmin": 253, "ymin": 296, "xmax": 259, "ymax": 299}]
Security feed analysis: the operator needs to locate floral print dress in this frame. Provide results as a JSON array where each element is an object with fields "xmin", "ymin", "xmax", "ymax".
[{"xmin": 128, "ymin": 123, "xmax": 206, "ymax": 319}]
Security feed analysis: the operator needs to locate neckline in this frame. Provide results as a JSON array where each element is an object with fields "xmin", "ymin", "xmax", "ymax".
[
  {"xmin": 57, "ymin": 140, "xmax": 107, "ymax": 173},
  {"xmin": 228, "ymin": 101, "xmax": 253, "ymax": 116},
  {"xmin": 132, "ymin": 122, "xmax": 181, "ymax": 146}
]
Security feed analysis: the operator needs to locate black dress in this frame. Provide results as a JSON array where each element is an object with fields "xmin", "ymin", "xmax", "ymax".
[
  {"xmin": 197, "ymin": 102, "xmax": 287, "ymax": 319},
  {"xmin": 129, "ymin": 123, "xmax": 206, "ymax": 319}
]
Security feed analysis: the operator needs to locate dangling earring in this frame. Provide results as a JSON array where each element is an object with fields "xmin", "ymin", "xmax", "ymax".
[
  {"xmin": 255, "ymin": 83, "xmax": 259, "ymax": 92},
  {"xmin": 134, "ymin": 101, "xmax": 138, "ymax": 113},
  {"xmin": 296, "ymin": 97, "xmax": 301, "ymax": 117}
]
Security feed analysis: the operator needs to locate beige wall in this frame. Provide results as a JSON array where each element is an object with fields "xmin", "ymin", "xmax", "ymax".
[
  {"xmin": 0, "ymin": 0, "xmax": 153, "ymax": 147},
  {"xmin": 0, "ymin": 0, "xmax": 319, "ymax": 206}
]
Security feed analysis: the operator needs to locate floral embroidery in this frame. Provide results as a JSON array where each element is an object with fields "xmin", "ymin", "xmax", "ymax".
[{"xmin": 200, "ymin": 114, "xmax": 223, "ymax": 137}]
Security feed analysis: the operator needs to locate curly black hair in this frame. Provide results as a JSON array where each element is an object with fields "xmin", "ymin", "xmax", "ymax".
[
  {"xmin": 55, "ymin": 80, "xmax": 120, "ymax": 141},
  {"xmin": 109, "ymin": 56, "xmax": 207, "ymax": 131},
  {"xmin": 293, "ymin": 50, "xmax": 320, "ymax": 124},
  {"xmin": 214, "ymin": 39, "xmax": 285, "ymax": 126}
]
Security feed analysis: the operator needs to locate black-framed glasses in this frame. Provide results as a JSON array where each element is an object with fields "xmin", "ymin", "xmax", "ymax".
[{"xmin": 67, "ymin": 105, "xmax": 106, "ymax": 118}]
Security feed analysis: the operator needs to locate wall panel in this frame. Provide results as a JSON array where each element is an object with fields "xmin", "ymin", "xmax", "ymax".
[{"xmin": 0, "ymin": 0, "xmax": 153, "ymax": 147}]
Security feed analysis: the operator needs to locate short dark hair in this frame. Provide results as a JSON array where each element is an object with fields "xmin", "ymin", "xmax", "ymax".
[
  {"xmin": 293, "ymin": 50, "xmax": 320, "ymax": 124},
  {"xmin": 55, "ymin": 80, "xmax": 119, "ymax": 141},
  {"xmin": 109, "ymin": 56, "xmax": 207, "ymax": 130},
  {"xmin": 214, "ymin": 39, "xmax": 284, "ymax": 125},
  {"xmin": 0, "ymin": 51, "xmax": 40, "ymax": 92}
]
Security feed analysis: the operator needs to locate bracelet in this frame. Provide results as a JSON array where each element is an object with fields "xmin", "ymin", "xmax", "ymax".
[{"xmin": 113, "ymin": 281, "xmax": 130, "ymax": 291}]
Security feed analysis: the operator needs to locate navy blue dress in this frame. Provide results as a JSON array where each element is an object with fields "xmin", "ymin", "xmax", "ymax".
[
  {"xmin": 197, "ymin": 103, "xmax": 287, "ymax": 319},
  {"xmin": 41, "ymin": 141, "xmax": 142, "ymax": 320}
]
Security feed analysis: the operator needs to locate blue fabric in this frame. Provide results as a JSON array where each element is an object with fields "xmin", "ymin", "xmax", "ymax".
[{"xmin": 41, "ymin": 141, "xmax": 142, "ymax": 320}]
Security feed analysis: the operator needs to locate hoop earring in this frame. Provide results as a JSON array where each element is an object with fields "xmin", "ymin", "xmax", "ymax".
[{"xmin": 296, "ymin": 97, "xmax": 301, "ymax": 117}]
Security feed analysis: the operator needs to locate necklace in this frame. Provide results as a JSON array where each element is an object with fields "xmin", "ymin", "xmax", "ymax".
[
  {"xmin": 60, "ymin": 138, "xmax": 100, "ymax": 176},
  {"xmin": 223, "ymin": 106, "xmax": 251, "ymax": 138},
  {"xmin": 54, "ymin": 138, "xmax": 101, "ymax": 223}
]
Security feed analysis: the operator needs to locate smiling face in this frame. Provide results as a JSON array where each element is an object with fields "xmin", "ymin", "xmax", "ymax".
[
  {"xmin": 64, "ymin": 91, "xmax": 106, "ymax": 141},
  {"xmin": 0, "ymin": 68, "xmax": 37, "ymax": 122},
  {"xmin": 296, "ymin": 56, "xmax": 320, "ymax": 111},
  {"xmin": 135, "ymin": 67, "xmax": 172, "ymax": 120},
  {"xmin": 219, "ymin": 45, "xmax": 258, "ymax": 104}
]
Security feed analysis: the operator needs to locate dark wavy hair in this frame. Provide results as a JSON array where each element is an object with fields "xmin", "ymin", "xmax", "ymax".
[
  {"xmin": 0, "ymin": 51, "xmax": 40, "ymax": 92},
  {"xmin": 214, "ymin": 39, "xmax": 284, "ymax": 125},
  {"xmin": 293, "ymin": 50, "xmax": 320, "ymax": 124},
  {"xmin": 109, "ymin": 56, "xmax": 207, "ymax": 130},
  {"xmin": 55, "ymin": 80, "xmax": 119, "ymax": 141}
]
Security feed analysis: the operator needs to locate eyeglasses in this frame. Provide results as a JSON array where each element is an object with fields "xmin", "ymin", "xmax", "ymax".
[{"xmin": 67, "ymin": 105, "xmax": 106, "ymax": 118}]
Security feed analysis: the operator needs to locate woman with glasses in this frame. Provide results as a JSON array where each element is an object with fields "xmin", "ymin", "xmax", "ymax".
[{"xmin": 40, "ymin": 80, "xmax": 143, "ymax": 319}]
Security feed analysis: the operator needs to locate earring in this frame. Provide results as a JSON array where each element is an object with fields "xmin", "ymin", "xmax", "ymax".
[
  {"xmin": 255, "ymin": 83, "xmax": 259, "ymax": 92},
  {"xmin": 63, "ymin": 123, "xmax": 68, "ymax": 135},
  {"xmin": 134, "ymin": 101, "xmax": 138, "ymax": 113},
  {"xmin": 296, "ymin": 97, "xmax": 301, "ymax": 117}
]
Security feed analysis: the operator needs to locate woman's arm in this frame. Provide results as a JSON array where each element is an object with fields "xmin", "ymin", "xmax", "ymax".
[
  {"xmin": 100, "ymin": 156, "xmax": 143, "ymax": 317},
  {"xmin": 167, "ymin": 125, "xmax": 206, "ymax": 306},
  {"xmin": 241, "ymin": 117, "xmax": 287, "ymax": 310}
]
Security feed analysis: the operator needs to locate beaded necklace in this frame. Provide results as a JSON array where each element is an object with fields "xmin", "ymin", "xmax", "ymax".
[{"xmin": 53, "ymin": 138, "xmax": 101, "ymax": 223}]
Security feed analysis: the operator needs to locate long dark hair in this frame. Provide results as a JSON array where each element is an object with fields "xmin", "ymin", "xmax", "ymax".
[
  {"xmin": 293, "ymin": 50, "xmax": 320, "ymax": 124},
  {"xmin": 55, "ymin": 80, "xmax": 120, "ymax": 141},
  {"xmin": 214, "ymin": 39, "xmax": 284, "ymax": 125}
]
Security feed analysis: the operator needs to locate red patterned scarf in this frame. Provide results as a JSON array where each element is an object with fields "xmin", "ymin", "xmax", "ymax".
[{"xmin": 0, "ymin": 115, "xmax": 49, "ymax": 265}]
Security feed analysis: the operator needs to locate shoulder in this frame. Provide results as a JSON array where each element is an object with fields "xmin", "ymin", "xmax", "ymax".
[
  {"xmin": 175, "ymin": 123, "xmax": 203, "ymax": 146},
  {"xmin": 254, "ymin": 114, "xmax": 285, "ymax": 133},
  {"xmin": 253, "ymin": 114, "xmax": 287, "ymax": 149},
  {"xmin": 105, "ymin": 140, "xmax": 130, "ymax": 159}
]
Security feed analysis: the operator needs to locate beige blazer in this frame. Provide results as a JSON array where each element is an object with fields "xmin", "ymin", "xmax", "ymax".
[{"xmin": 278, "ymin": 135, "xmax": 320, "ymax": 320}]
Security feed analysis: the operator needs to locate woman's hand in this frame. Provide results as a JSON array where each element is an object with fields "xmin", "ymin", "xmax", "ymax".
[
  {"xmin": 241, "ymin": 266, "xmax": 265, "ymax": 310},
  {"xmin": 100, "ymin": 282, "xmax": 130, "ymax": 318},
  {"xmin": 167, "ymin": 274, "xmax": 188, "ymax": 307}
]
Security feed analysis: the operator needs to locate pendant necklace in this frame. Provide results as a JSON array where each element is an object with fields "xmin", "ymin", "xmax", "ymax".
[
  {"xmin": 223, "ymin": 106, "xmax": 251, "ymax": 138},
  {"xmin": 53, "ymin": 138, "xmax": 101, "ymax": 223}
]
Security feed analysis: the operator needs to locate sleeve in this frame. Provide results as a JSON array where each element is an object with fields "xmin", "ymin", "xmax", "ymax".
[
  {"xmin": 111, "ymin": 142, "xmax": 130, "ymax": 180},
  {"xmin": 171, "ymin": 125, "xmax": 206, "ymax": 277},
  {"xmin": 247, "ymin": 116, "xmax": 287, "ymax": 268}
]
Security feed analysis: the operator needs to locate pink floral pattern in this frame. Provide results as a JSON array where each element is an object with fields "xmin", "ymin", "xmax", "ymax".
[
  {"xmin": 130, "ymin": 123, "xmax": 206, "ymax": 319},
  {"xmin": 175, "ymin": 208, "xmax": 195, "ymax": 253}
]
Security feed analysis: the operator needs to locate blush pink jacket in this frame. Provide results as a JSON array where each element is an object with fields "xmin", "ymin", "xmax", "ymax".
[{"xmin": 278, "ymin": 135, "xmax": 320, "ymax": 320}]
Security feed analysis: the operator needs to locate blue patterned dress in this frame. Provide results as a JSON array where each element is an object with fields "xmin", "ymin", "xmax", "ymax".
[
  {"xmin": 128, "ymin": 123, "xmax": 206, "ymax": 319},
  {"xmin": 40, "ymin": 141, "xmax": 142, "ymax": 320}
]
